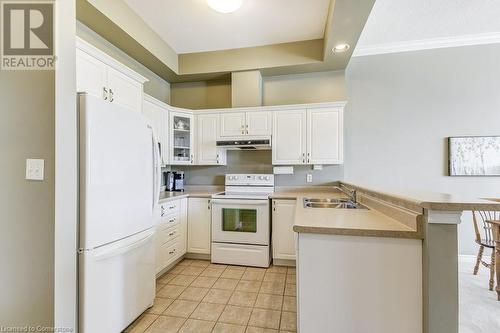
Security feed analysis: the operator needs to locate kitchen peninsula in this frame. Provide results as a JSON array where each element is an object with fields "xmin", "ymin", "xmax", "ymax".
[{"xmin": 285, "ymin": 182, "xmax": 500, "ymax": 333}]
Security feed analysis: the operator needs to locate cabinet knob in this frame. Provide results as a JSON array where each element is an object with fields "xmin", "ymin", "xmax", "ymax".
[
  {"xmin": 102, "ymin": 87, "xmax": 108, "ymax": 100},
  {"xmin": 109, "ymin": 88, "xmax": 114, "ymax": 102}
]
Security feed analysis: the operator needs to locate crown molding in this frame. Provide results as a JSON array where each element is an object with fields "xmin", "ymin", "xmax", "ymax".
[{"xmin": 352, "ymin": 32, "xmax": 500, "ymax": 57}]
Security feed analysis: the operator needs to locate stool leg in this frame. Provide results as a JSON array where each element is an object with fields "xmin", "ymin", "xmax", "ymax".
[
  {"xmin": 490, "ymin": 248, "xmax": 496, "ymax": 291},
  {"xmin": 474, "ymin": 245, "xmax": 484, "ymax": 275}
]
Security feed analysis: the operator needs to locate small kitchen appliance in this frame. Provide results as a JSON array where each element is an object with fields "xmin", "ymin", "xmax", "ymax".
[
  {"xmin": 173, "ymin": 171, "xmax": 185, "ymax": 192},
  {"xmin": 211, "ymin": 174, "xmax": 274, "ymax": 267},
  {"xmin": 164, "ymin": 171, "xmax": 175, "ymax": 191}
]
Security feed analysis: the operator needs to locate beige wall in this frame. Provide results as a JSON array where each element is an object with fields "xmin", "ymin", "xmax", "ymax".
[
  {"xmin": 0, "ymin": 72, "xmax": 54, "ymax": 326},
  {"xmin": 171, "ymin": 70, "xmax": 346, "ymax": 109},
  {"xmin": 263, "ymin": 70, "xmax": 346, "ymax": 105},
  {"xmin": 170, "ymin": 80, "xmax": 232, "ymax": 109},
  {"xmin": 232, "ymin": 70, "xmax": 263, "ymax": 107},
  {"xmin": 77, "ymin": 21, "xmax": 171, "ymax": 103}
]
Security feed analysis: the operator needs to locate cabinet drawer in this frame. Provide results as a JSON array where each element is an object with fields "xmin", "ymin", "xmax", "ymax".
[
  {"xmin": 160, "ymin": 200, "xmax": 180, "ymax": 217},
  {"xmin": 162, "ymin": 240, "xmax": 181, "ymax": 267},
  {"xmin": 160, "ymin": 225, "xmax": 180, "ymax": 245},
  {"xmin": 161, "ymin": 212, "xmax": 180, "ymax": 229}
]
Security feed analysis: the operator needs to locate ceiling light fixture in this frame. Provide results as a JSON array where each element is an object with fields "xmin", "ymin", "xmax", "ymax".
[
  {"xmin": 332, "ymin": 43, "xmax": 350, "ymax": 53},
  {"xmin": 207, "ymin": 0, "xmax": 243, "ymax": 13}
]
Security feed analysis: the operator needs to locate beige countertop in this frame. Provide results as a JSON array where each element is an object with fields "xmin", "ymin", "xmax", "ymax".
[
  {"xmin": 272, "ymin": 186, "xmax": 422, "ymax": 239},
  {"xmin": 342, "ymin": 182, "xmax": 500, "ymax": 211},
  {"xmin": 293, "ymin": 199, "xmax": 421, "ymax": 239},
  {"xmin": 271, "ymin": 186, "xmax": 343, "ymax": 200},
  {"xmin": 158, "ymin": 186, "xmax": 223, "ymax": 203}
]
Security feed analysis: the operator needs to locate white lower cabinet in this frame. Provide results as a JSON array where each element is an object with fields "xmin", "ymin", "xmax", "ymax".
[
  {"xmin": 187, "ymin": 197, "xmax": 211, "ymax": 254},
  {"xmin": 272, "ymin": 200, "xmax": 297, "ymax": 260},
  {"xmin": 155, "ymin": 198, "xmax": 187, "ymax": 274}
]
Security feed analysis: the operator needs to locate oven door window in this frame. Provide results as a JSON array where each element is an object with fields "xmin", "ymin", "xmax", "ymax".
[{"xmin": 222, "ymin": 208, "xmax": 257, "ymax": 233}]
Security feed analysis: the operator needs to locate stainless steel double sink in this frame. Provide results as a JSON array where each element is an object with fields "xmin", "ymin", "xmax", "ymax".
[{"xmin": 303, "ymin": 198, "xmax": 369, "ymax": 210}]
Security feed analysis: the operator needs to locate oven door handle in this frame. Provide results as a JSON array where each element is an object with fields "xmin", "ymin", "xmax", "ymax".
[{"xmin": 210, "ymin": 199, "xmax": 269, "ymax": 206}]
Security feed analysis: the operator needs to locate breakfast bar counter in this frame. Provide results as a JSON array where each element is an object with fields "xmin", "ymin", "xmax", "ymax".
[{"xmin": 291, "ymin": 182, "xmax": 500, "ymax": 333}]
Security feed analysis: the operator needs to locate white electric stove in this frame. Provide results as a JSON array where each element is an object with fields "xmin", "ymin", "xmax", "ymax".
[{"xmin": 211, "ymin": 174, "xmax": 274, "ymax": 267}]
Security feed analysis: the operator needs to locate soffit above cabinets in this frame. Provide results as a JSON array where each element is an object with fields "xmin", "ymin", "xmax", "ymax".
[
  {"xmin": 123, "ymin": 0, "xmax": 331, "ymax": 54},
  {"xmin": 77, "ymin": 0, "xmax": 375, "ymax": 82}
]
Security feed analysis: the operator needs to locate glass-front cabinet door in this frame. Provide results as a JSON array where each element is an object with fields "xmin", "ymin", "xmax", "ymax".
[{"xmin": 170, "ymin": 111, "xmax": 194, "ymax": 165}]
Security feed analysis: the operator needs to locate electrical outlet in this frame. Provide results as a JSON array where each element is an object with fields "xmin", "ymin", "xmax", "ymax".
[
  {"xmin": 26, "ymin": 159, "xmax": 44, "ymax": 181},
  {"xmin": 306, "ymin": 174, "xmax": 313, "ymax": 183}
]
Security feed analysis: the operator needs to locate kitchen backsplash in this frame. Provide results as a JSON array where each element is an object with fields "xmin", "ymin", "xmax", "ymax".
[{"xmin": 171, "ymin": 150, "xmax": 343, "ymax": 186}]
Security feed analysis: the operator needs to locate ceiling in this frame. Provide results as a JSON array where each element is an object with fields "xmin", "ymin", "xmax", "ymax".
[
  {"xmin": 124, "ymin": 0, "xmax": 331, "ymax": 54},
  {"xmin": 77, "ymin": 0, "xmax": 375, "ymax": 82},
  {"xmin": 356, "ymin": 0, "xmax": 500, "ymax": 48}
]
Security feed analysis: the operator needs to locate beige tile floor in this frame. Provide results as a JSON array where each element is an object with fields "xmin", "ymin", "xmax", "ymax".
[{"xmin": 124, "ymin": 259, "xmax": 297, "ymax": 333}]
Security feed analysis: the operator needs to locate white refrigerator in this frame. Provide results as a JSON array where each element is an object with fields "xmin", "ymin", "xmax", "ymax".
[{"xmin": 78, "ymin": 93, "xmax": 161, "ymax": 333}]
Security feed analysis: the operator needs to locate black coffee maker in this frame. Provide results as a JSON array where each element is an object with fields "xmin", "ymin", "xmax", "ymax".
[
  {"xmin": 173, "ymin": 171, "xmax": 185, "ymax": 192},
  {"xmin": 163, "ymin": 171, "xmax": 184, "ymax": 192}
]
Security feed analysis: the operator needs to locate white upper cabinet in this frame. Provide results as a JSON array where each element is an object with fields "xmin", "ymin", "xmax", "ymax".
[
  {"xmin": 220, "ymin": 112, "xmax": 246, "ymax": 137},
  {"xmin": 76, "ymin": 38, "xmax": 147, "ymax": 112},
  {"xmin": 170, "ymin": 111, "xmax": 195, "ymax": 165},
  {"xmin": 307, "ymin": 108, "xmax": 343, "ymax": 164},
  {"xmin": 107, "ymin": 66, "xmax": 143, "ymax": 112},
  {"xmin": 220, "ymin": 111, "xmax": 272, "ymax": 137},
  {"xmin": 246, "ymin": 111, "xmax": 272, "ymax": 136},
  {"xmin": 143, "ymin": 95, "xmax": 169, "ymax": 166},
  {"xmin": 196, "ymin": 114, "xmax": 226, "ymax": 165},
  {"xmin": 272, "ymin": 106, "xmax": 344, "ymax": 165},
  {"xmin": 76, "ymin": 48, "xmax": 107, "ymax": 99},
  {"xmin": 272, "ymin": 110, "xmax": 307, "ymax": 165}
]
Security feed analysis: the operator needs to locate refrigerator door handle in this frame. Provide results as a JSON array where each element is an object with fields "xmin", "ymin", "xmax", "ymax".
[
  {"xmin": 92, "ymin": 230, "xmax": 154, "ymax": 261},
  {"xmin": 150, "ymin": 126, "xmax": 162, "ymax": 209}
]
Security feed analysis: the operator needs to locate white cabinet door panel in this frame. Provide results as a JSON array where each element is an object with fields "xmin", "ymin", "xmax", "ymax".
[
  {"xmin": 187, "ymin": 198, "xmax": 211, "ymax": 254},
  {"xmin": 76, "ymin": 49, "xmax": 107, "ymax": 99},
  {"xmin": 307, "ymin": 108, "xmax": 343, "ymax": 164},
  {"xmin": 107, "ymin": 66, "xmax": 143, "ymax": 112},
  {"xmin": 246, "ymin": 111, "xmax": 272, "ymax": 136},
  {"xmin": 143, "ymin": 98, "xmax": 168, "ymax": 165},
  {"xmin": 197, "ymin": 114, "xmax": 225, "ymax": 165},
  {"xmin": 220, "ymin": 113, "xmax": 246, "ymax": 137},
  {"xmin": 272, "ymin": 110, "xmax": 306, "ymax": 165},
  {"xmin": 272, "ymin": 200, "xmax": 296, "ymax": 260}
]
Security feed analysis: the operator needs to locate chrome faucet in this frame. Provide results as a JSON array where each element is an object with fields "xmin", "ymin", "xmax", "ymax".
[{"xmin": 335, "ymin": 185, "xmax": 357, "ymax": 203}]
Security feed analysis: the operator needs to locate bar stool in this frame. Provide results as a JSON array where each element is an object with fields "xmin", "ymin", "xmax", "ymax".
[{"xmin": 472, "ymin": 210, "xmax": 500, "ymax": 291}]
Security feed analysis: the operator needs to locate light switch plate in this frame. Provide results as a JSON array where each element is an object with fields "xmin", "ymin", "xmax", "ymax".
[
  {"xmin": 306, "ymin": 174, "xmax": 313, "ymax": 183},
  {"xmin": 26, "ymin": 159, "xmax": 44, "ymax": 180}
]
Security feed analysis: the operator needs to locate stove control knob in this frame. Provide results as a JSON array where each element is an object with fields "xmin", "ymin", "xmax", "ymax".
[
  {"xmin": 265, "ymin": 176, "xmax": 270, "ymax": 181},
  {"xmin": 258, "ymin": 176, "xmax": 264, "ymax": 180},
  {"xmin": 233, "ymin": 176, "xmax": 239, "ymax": 180}
]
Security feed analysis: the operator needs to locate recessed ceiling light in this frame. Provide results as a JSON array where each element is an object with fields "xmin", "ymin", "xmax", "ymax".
[
  {"xmin": 207, "ymin": 0, "xmax": 243, "ymax": 13},
  {"xmin": 332, "ymin": 43, "xmax": 350, "ymax": 53}
]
